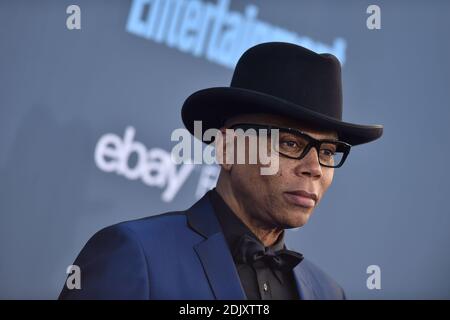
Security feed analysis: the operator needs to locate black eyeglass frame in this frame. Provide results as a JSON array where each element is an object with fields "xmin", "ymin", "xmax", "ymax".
[{"xmin": 227, "ymin": 123, "xmax": 352, "ymax": 168}]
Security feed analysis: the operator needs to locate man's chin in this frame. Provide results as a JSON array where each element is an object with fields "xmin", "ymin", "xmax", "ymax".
[{"xmin": 285, "ymin": 209, "xmax": 313, "ymax": 228}]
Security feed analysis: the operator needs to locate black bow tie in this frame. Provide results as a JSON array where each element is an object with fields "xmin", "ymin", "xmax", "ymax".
[{"xmin": 234, "ymin": 234, "xmax": 304, "ymax": 272}]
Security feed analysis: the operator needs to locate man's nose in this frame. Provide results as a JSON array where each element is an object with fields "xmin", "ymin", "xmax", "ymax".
[{"xmin": 295, "ymin": 147, "xmax": 323, "ymax": 178}]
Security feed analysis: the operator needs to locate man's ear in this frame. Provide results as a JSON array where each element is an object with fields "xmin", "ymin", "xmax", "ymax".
[{"xmin": 215, "ymin": 127, "xmax": 233, "ymax": 171}]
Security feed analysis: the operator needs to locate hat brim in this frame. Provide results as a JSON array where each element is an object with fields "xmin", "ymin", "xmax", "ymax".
[{"xmin": 181, "ymin": 87, "xmax": 383, "ymax": 146}]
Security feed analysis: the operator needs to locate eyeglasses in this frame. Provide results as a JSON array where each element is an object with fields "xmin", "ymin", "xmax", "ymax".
[{"xmin": 228, "ymin": 123, "xmax": 352, "ymax": 168}]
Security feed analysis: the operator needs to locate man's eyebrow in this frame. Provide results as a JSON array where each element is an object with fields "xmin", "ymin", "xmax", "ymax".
[{"xmin": 316, "ymin": 134, "xmax": 339, "ymax": 141}]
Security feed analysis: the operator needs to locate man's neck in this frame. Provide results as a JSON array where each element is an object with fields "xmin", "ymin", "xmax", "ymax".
[{"xmin": 215, "ymin": 180, "xmax": 283, "ymax": 247}]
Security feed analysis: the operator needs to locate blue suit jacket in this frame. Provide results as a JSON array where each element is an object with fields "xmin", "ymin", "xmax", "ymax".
[{"xmin": 59, "ymin": 193, "xmax": 346, "ymax": 300}]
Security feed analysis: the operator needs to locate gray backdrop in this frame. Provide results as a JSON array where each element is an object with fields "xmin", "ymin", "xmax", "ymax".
[{"xmin": 1, "ymin": 0, "xmax": 449, "ymax": 299}]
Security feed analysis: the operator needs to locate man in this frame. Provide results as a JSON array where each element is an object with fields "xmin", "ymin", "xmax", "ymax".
[{"xmin": 59, "ymin": 42, "xmax": 382, "ymax": 300}]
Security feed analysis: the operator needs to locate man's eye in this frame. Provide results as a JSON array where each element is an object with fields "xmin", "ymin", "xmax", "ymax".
[
  {"xmin": 320, "ymin": 149, "xmax": 335, "ymax": 157},
  {"xmin": 281, "ymin": 141, "xmax": 299, "ymax": 148}
]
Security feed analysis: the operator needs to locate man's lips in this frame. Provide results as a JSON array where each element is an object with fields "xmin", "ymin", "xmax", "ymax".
[{"xmin": 283, "ymin": 190, "xmax": 318, "ymax": 208}]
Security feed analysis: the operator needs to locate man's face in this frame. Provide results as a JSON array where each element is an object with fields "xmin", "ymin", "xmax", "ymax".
[{"xmin": 221, "ymin": 113, "xmax": 338, "ymax": 229}]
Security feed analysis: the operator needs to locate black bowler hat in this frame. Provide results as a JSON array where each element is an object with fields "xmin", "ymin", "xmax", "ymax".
[{"xmin": 181, "ymin": 42, "xmax": 383, "ymax": 145}]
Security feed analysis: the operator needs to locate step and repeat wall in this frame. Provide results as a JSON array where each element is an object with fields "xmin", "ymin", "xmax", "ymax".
[{"xmin": 1, "ymin": 0, "xmax": 449, "ymax": 299}]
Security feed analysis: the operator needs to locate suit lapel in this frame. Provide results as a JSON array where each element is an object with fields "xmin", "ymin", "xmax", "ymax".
[
  {"xmin": 292, "ymin": 263, "xmax": 317, "ymax": 299},
  {"xmin": 285, "ymin": 236, "xmax": 317, "ymax": 300},
  {"xmin": 186, "ymin": 192, "xmax": 246, "ymax": 300},
  {"xmin": 194, "ymin": 233, "xmax": 246, "ymax": 299}
]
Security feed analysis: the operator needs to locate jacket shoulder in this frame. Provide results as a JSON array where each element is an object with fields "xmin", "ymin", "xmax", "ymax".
[
  {"xmin": 299, "ymin": 258, "xmax": 346, "ymax": 300},
  {"xmin": 113, "ymin": 210, "xmax": 191, "ymax": 239},
  {"xmin": 59, "ymin": 210, "xmax": 190, "ymax": 299}
]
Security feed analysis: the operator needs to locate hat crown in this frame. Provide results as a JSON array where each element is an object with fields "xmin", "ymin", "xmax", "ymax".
[{"xmin": 230, "ymin": 42, "xmax": 343, "ymax": 120}]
